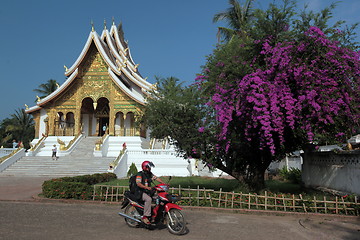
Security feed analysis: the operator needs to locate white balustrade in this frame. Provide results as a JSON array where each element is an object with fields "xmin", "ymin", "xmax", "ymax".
[{"xmin": 0, "ymin": 148, "xmax": 16, "ymax": 157}]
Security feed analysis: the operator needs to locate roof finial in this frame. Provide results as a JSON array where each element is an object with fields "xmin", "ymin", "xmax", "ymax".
[
  {"xmin": 104, "ymin": 19, "xmax": 107, "ymax": 30},
  {"xmin": 91, "ymin": 20, "xmax": 94, "ymax": 32},
  {"xmin": 112, "ymin": 17, "xmax": 115, "ymax": 26},
  {"xmin": 122, "ymin": 59, "xmax": 127, "ymax": 68}
]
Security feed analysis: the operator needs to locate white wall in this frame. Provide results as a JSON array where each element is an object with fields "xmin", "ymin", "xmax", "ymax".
[
  {"xmin": 83, "ymin": 114, "xmax": 98, "ymax": 136},
  {"xmin": 268, "ymin": 156, "xmax": 302, "ymax": 171},
  {"xmin": 115, "ymin": 113, "xmax": 122, "ymax": 136},
  {"xmin": 82, "ymin": 114, "xmax": 89, "ymax": 136},
  {"xmin": 302, "ymin": 151, "xmax": 360, "ymax": 195},
  {"xmin": 39, "ymin": 109, "xmax": 47, "ymax": 137},
  {"xmin": 126, "ymin": 149, "xmax": 190, "ymax": 177},
  {"xmin": 91, "ymin": 115, "xmax": 97, "ymax": 136}
]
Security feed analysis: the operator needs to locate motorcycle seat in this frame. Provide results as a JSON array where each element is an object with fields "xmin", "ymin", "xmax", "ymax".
[{"xmin": 124, "ymin": 190, "xmax": 144, "ymax": 205}]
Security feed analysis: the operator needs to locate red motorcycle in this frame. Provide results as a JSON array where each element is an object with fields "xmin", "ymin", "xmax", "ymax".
[{"xmin": 119, "ymin": 182, "xmax": 188, "ymax": 235}]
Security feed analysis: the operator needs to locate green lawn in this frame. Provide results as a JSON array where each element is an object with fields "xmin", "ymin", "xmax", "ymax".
[
  {"xmin": 264, "ymin": 180, "xmax": 302, "ymax": 194},
  {"xmin": 100, "ymin": 176, "xmax": 240, "ymax": 191},
  {"xmin": 98, "ymin": 176, "xmax": 322, "ymax": 195}
]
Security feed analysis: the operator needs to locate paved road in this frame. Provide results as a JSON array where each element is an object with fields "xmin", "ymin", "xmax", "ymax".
[
  {"xmin": 0, "ymin": 176, "xmax": 51, "ymax": 201},
  {"xmin": 0, "ymin": 201, "xmax": 359, "ymax": 240},
  {"xmin": 0, "ymin": 176, "xmax": 359, "ymax": 240}
]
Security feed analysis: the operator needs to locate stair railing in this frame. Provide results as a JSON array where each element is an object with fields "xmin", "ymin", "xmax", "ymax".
[
  {"xmin": 27, "ymin": 136, "xmax": 46, "ymax": 156},
  {"xmin": 0, "ymin": 148, "xmax": 26, "ymax": 172},
  {"xmin": 111, "ymin": 146, "xmax": 128, "ymax": 178},
  {"xmin": 0, "ymin": 147, "xmax": 22, "ymax": 164},
  {"xmin": 58, "ymin": 134, "xmax": 84, "ymax": 154},
  {"xmin": 95, "ymin": 133, "xmax": 109, "ymax": 151},
  {"xmin": 110, "ymin": 144, "xmax": 127, "ymax": 168}
]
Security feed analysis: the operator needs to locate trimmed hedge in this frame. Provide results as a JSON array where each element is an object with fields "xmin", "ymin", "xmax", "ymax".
[{"xmin": 42, "ymin": 173, "xmax": 117, "ymax": 200}]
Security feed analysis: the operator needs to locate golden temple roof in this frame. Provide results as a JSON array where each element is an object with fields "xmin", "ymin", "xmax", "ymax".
[{"xmin": 26, "ymin": 21, "xmax": 154, "ymax": 114}]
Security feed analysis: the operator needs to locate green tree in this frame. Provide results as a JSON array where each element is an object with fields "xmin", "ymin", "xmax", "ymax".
[
  {"xmin": 0, "ymin": 118, "xmax": 14, "ymax": 147},
  {"xmin": 33, "ymin": 79, "xmax": 59, "ymax": 101},
  {"xmin": 2, "ymin": 109, "xmax": 34, "ymax": 149},
  {"xmin": 141, "ymin": 76, "xmax": 204, "ymax": 157},
  {"xmin": 251, "ymin": 0, "xmax": 296, "ymax": 44},
  {"xmin": 293, "ymin": 2, "xmax": 359, "ymax": 49},
  {"xmin": 214, "ymin": 0, "xmax": 358, "ymax": 48},
  {"xmin": 196, "ymin": 1, "xmax": 359, "ymax": 190},
  {"xmin": 213, "ymin": 0, "xmax": 255, "ymax": 42},
  {"xmin": 143, "ymin": 1, "xmax": 359, "ymax": 191}
]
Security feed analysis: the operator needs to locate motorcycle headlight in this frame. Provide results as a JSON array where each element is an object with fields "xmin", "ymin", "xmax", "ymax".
[{"xmin": 159, "ymin": 185, "xmax": 169, "ymax": 192}]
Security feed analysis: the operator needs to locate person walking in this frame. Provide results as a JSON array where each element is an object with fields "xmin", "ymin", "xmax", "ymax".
[{"xmin": 52, "ymin": 144, "xmax": 58, "ymax": 160}]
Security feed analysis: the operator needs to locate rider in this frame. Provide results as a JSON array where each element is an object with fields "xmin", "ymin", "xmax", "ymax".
[{"xmin": 136, "ymin": 161, "xmax": 165, "ymax": 225}]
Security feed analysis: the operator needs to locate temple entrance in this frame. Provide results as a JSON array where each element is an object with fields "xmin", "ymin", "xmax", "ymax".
[
  {"xmin": 99, "ymin": 117, "xmax": 109, "ymax": 136},
  {"xmin": 95, "ymin": 97, "xmax": 110, "ymax": 136},
  {"xmin": 81, "ymin": 97, "xmax": 110, "ymax": 136}
]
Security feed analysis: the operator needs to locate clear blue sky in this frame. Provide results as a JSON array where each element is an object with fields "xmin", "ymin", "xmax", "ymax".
[{"xmin": 0, "ymin": 0, "xmax": 359, "ymax": 121}]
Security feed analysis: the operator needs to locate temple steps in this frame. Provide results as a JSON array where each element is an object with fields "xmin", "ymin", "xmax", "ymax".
[
  {"xmin": 68, "ymin": 137, "xmax": 99, "ymax": 157},
  {"xmin": 0, "ymin": 156, "xmax": 114, "ymax": 177},
  {"xmin": 0, "ymin": 136, "xmax": 115, "ymax": 177},
  {"xmin": 0, "ymin": 136, "xmax": 206, "ymax": 178}
]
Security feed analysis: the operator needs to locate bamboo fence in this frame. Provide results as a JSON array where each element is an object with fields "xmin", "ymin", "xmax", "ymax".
[{"xmin": 93, "ymin": 185, "xmax": 360, "ymax": 216}]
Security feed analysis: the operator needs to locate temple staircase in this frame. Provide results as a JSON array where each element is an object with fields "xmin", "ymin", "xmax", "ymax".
[
  {"xmin": 0, "ymin": 137, "xmax": 114, "ymax": 177},
  {"xmin": 0, "ymin": 136, "xmax": 220, "ymax": 178}
]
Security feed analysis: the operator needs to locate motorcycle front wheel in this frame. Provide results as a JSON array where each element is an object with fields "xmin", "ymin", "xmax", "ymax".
[
  {"xmin": 165, "ymin": 209, "xmax": 187, "ymax": 235},
  {"xmin": 124, "ymin": 205, "xmax": 140, "ymax": 228}
]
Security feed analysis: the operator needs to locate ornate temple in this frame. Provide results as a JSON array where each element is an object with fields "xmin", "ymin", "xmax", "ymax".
[
  {"xmin": 26, "ymin": 21, "xmax": 153, "ymax": 139},
  {"xmin": 0, "ymin": 20, "xmax": 217, "ymax": 179}
]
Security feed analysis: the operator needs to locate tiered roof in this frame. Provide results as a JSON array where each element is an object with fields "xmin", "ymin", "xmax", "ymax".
[{"xmin": 26, "ymin": 21, "xmax": 153, "ymax": 113}]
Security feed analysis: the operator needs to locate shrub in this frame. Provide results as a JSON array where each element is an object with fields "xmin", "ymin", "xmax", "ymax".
[
  {"xmin": 42, "ymin": 173, "xmax": 117, "ymax": 200},
  {"xmin": 42, "ymin": 181, "xmax": 92, "ymax": 199},
  {"xmin": 127, "ymin": 163, "xmax": 138, "ymax": 177},
  {"xmin": 279, "ymin": 167, "xmax": 302, "ymax": 184}
]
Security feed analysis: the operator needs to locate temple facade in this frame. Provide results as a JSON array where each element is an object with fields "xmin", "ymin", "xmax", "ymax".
[{"xmin": 26, "ymin": 21, "xmax": 153, "ymax": 139}]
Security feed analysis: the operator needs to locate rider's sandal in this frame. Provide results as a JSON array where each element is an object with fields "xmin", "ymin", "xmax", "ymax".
[{"xmin": 141, "ymin": 216, "xmax": 151, "ymax": 225}]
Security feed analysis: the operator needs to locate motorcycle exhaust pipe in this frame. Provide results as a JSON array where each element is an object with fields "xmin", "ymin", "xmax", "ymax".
[{"xmin": 118, "ymin": 212, "xmax": 142, "ymax": 223}]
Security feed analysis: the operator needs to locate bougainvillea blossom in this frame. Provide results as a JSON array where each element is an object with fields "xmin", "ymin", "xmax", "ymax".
[{"xmin": 202, "ymin": 27, "xmax": 360, "ymax": 155}]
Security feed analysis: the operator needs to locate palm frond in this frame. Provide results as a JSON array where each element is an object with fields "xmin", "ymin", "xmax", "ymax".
[{"xmin": 213, "ymin": 0, "xmax": 255, "ymax": 43}]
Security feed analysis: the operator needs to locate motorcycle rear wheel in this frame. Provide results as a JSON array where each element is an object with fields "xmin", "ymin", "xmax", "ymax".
[
  {"xmin": 124, "ymin": 205, "xmax": 140, "ymax": 228},
  {"xmin": 165, "ymin": 209, "xmax": 187, "ymax": 235}
]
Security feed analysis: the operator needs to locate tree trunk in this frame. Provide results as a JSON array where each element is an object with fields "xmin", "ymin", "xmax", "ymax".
[
  {"xmin": 207, "ymin": 152, "xmax": 272, "ymax": 192},
  {"xmin": 244, "ymin": 167, "xmax": 266, "ymax": 191},
  {"xmin": 243, "ymin": 154, "xmax": 272, "ymax": 191}
]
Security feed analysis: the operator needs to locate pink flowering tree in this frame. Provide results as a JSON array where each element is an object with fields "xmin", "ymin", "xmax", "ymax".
[
  {"xmin": 196, "ymin": 26, "xmax": 360, "ymax": 190},
  {"xmin": 142, "ymin": 1, "xmax": 360, "ymax": 191}
]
